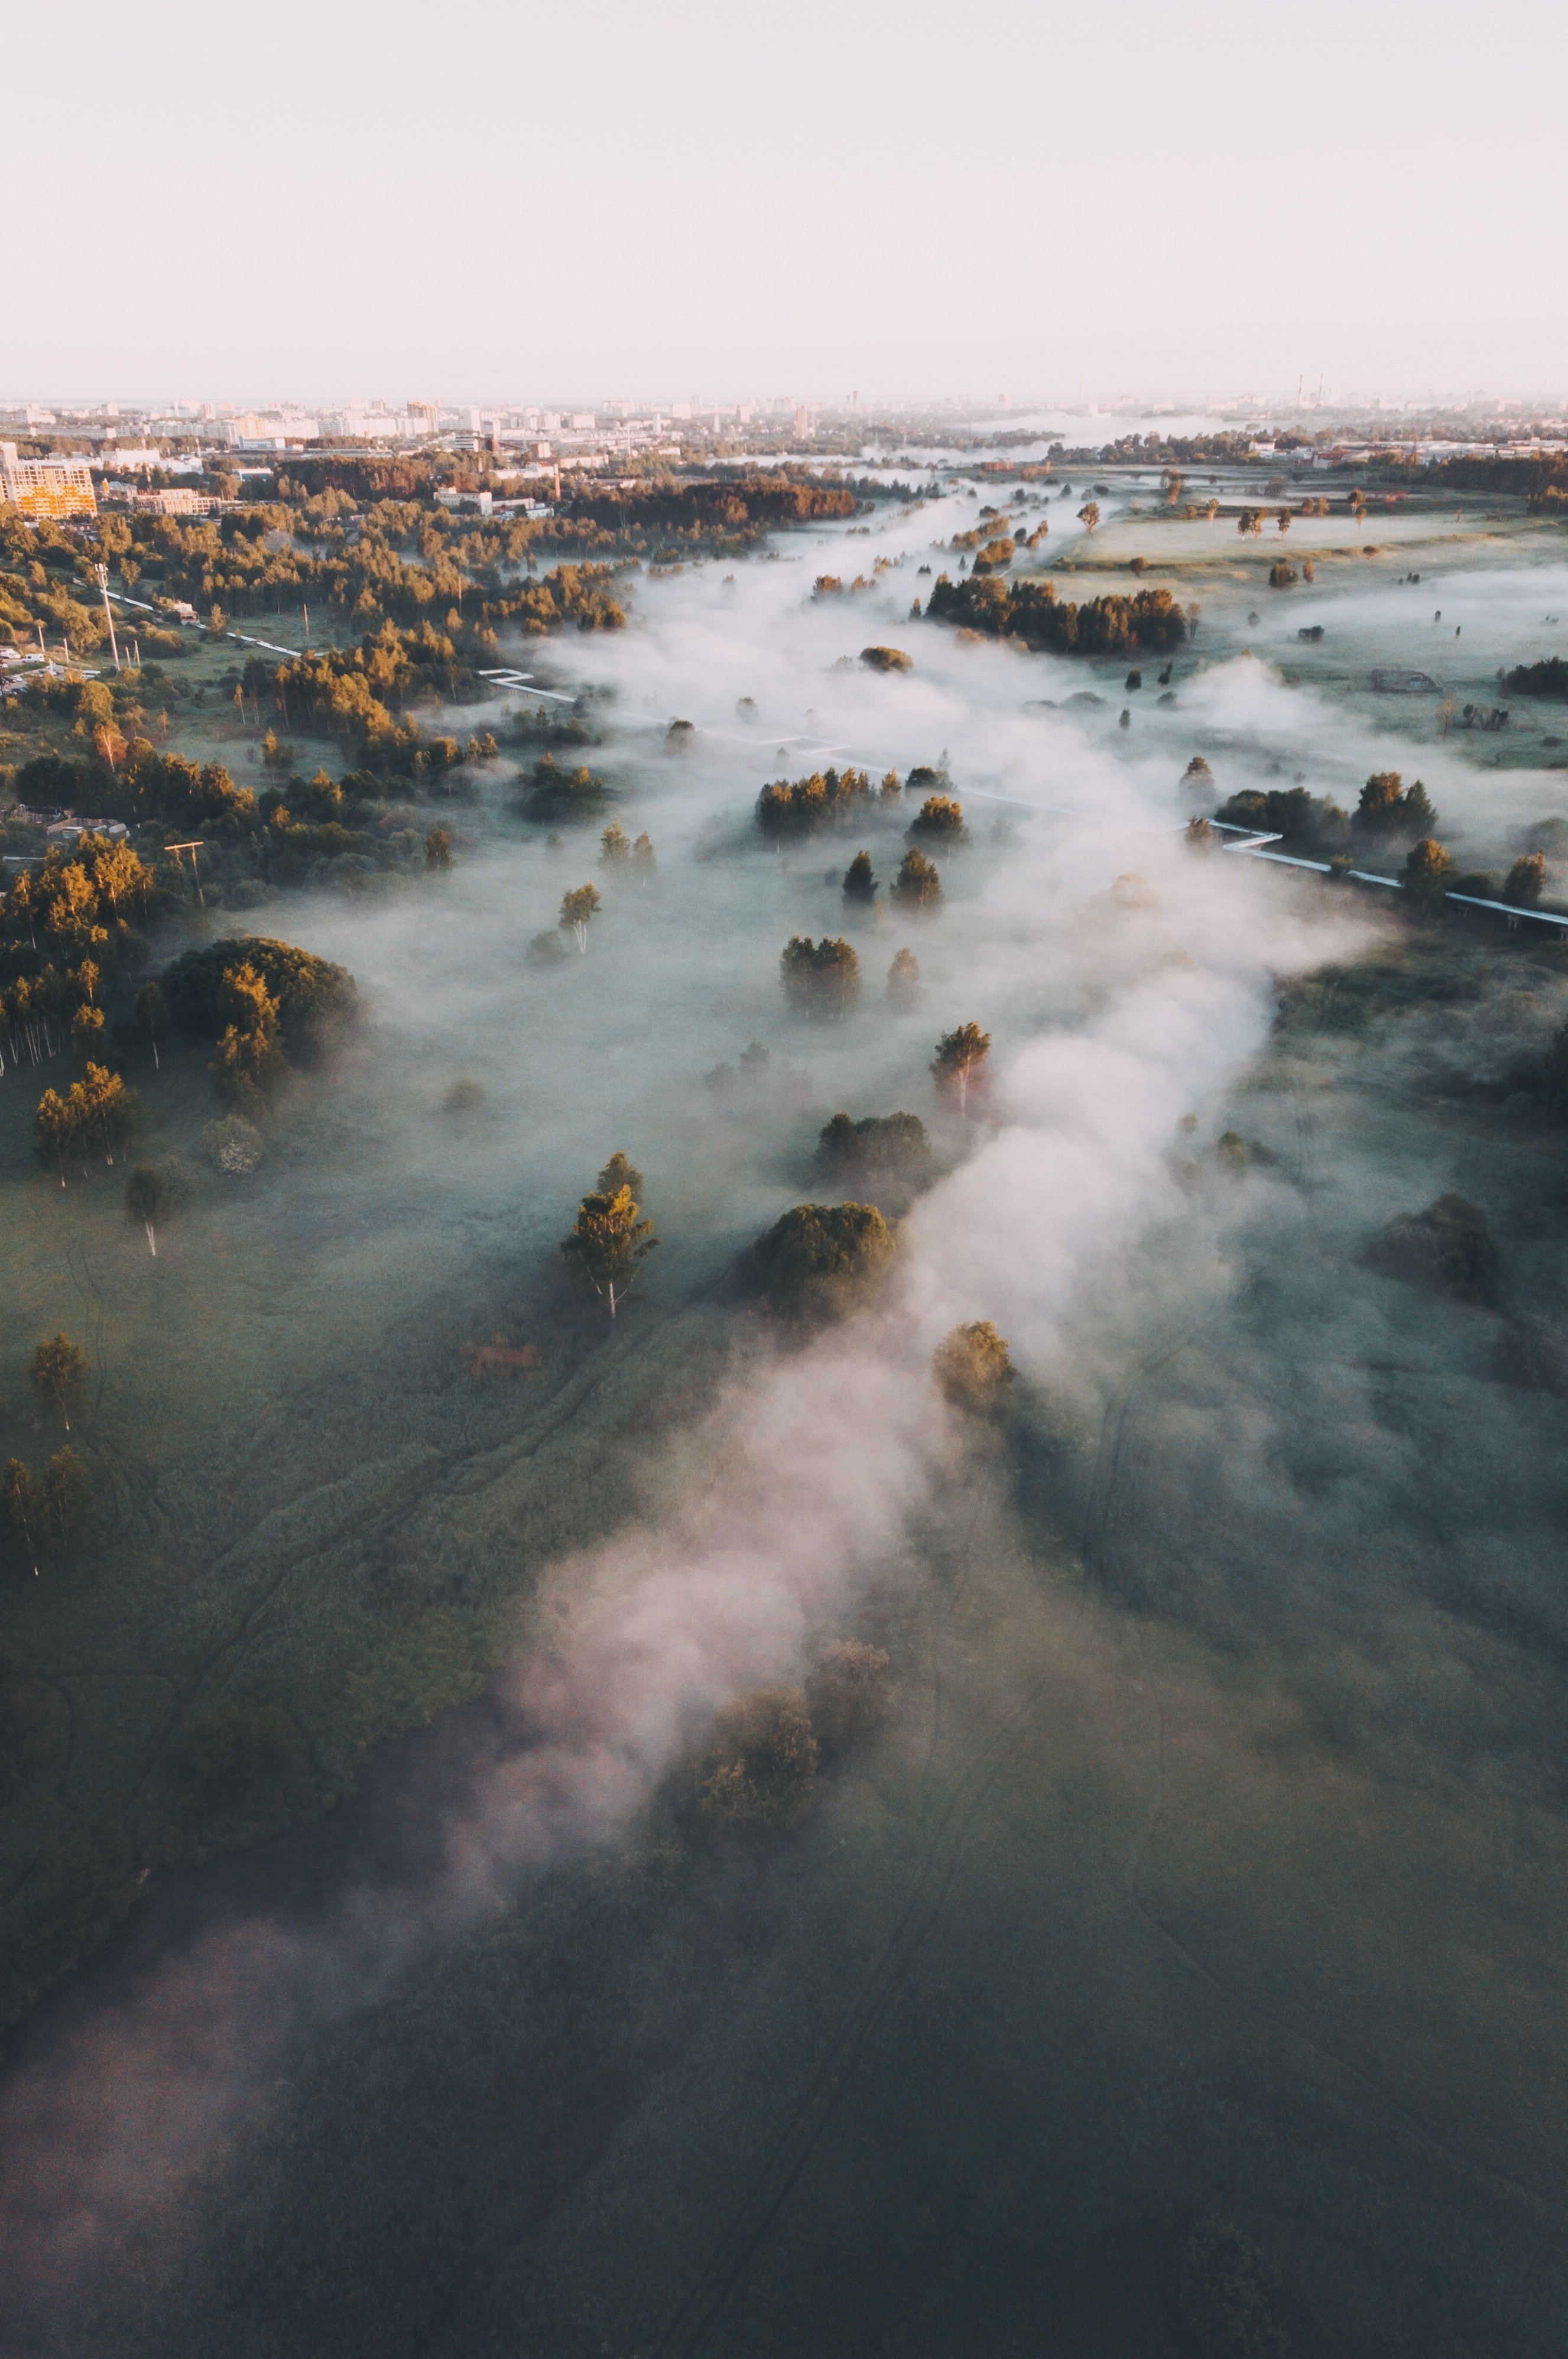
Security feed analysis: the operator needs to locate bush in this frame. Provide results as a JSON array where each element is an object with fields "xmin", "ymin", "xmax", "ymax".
[
  {"xmin": 201, "ymin": 1115, "xmax": 264, "ymax": 1174},
  {"xmin": 527, "ymin": 930, "xmax": 569, "ymax": 967},
  {"xmin": 700, "ymin": 1687, "xmax": 819, "ymax": 1826},
  {"xmin": 746, "ymin": 1201, "xmax": 895, "ymax": 1317},
  {"xmin": 860, "ymin": 645, "xmax": 912, "ymax": 673}
]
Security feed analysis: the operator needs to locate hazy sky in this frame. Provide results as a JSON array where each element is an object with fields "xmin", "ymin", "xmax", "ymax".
[{"xmin": 11, "ymin": 0, "xmax": 1562, "ymax": 405}]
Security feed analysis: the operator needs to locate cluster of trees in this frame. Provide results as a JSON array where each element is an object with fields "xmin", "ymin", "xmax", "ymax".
[
  {"xmin": 2, "ymin": 1449, "xmax": 89, "ymax": 1576},
  {"xmin": 33, "ymin": 1065, "xmax": 139, "ymax": 1181},
  {"xmin": 755, "ymin": 767, "xmax": 876, "ymax": 839},
  {"xmin": 782, "ymin": 935, "xmax": 861, "ymax": 1017},
  {"xmin": 694, "ymin": 1640, "xmax": 892, "ymax": 1830},
  {"xmin": 1216, "ymin": 773, "xmax": 1439, "ymax": 856},
  {"xmin": 745, "ymin": 1200, "xmax": 895, "ymax": 1316},
  {"xmin": 518, "ymin": 753, "xmax": 607, "ymax": 822},
  {"xmin": 0, "ymin": 836, "xmax": 161, "ymax": 1065},
  {"xmin": 816, "ymin": 1111, "xmax": 928, "ymax": 1183},
  {"xmin": 925, "ymin": 572, "xmax": 1190, "ymax": 656},
  {"xmin": 1371, "ymin": 1192, "xmax": 1499, "ymax": 1304},
  {"xmin": 160, "ymin": 936, "xmax": 358, "ymax": 1062},
  {"xmin": 599, "ymin": 822, "xmax": 655, "ymax": 873},
  {"xmin": 1504, "ymin": 657, "xmax": 1568, "ymax": 700},
  {"xmin": 559, "ymin": 1152, "xmax": 655, "ymax": 1316}
]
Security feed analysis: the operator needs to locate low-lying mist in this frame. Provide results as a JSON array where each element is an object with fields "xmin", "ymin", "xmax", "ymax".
[{"xmin": 7, "ymin": 490, "xmax": 1568, "ymax": 2354}]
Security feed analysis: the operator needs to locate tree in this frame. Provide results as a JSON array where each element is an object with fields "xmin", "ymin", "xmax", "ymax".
[
  {"xmin": 700, "ymin": 1688, "xmax": 819, "ymax": 1827},
  {"xmin": 202, "ymin": 1115, "xmax": 264, "ymax": 1174},
  {"xmin": 559, "ymin": 883, "xmax": 600, "ymax": 951},
  {"xmin": 780, "ymin": 936, "xmax": 861, "ymax": 1019},
  {"xmin": 1182, "ymin": 755, "xmax": 1213, "ymax": 791},
  {"xmin": 1268, "ymin": 561, "xmax": 1297, "ymax": 589},
  {"xmin": 2, "ymin": 1461, "xmax": 41, "ymax": 1577},
  {"xmin": 842, "ymin": 850, "xmax": 878, "ymax": 902},
  {"xmin": 71, "ymin": 1005, "xmax": 106, "ymax": 1064},
  {"xmin": 133, "ymin": 979, "xmax": 168, "ymax": 1070},
  {"xmin": 1076, "ymin": 501, "xmax": 1100, "ymax": 534},
  {"xmin": 910, "ymin": 794, "xmax": 965, "ymax": 839},
  {"xmin": 31, "ymin": 1335, "xmax": 88, "ymax": 1434},
  {"xmin": 1355, "ymin": 771, "xmax": 1438, "ymax": 841},
  {"xmin": 527, "ymin": 930, "xmax": 568, "ymax": 966},
  {"xmin": 560, "ymin": 1176, "xmax": 657, "ymax": 1316},
  {"xmin": 41, "ymin": 1450, "xmax": 89, "ymax": 1560},
  {"xmin": 1404, "ymin": 836, "xmax": 1456, "ymax": 904},
  {"xmin": 860, "ymin": 645, "xmax": 912, "ymax": 673},
  {"xmin": 887, "ymin": 946, "xmax": 920, "ymax": 1007},
  {"xmin": 33, "ymin": 1089, "xmax": 75, "ymax": 1187},
  {"xmin": 599, "ymin": 822, "xmax": 631, "ymax": 865},
  {"xmin": 125, "ymin": 1163, "xmax": 172, "ymax": 1257},
  {"xmin": 890, "ymin": 846, "xmax": 942, "ymax": 912},
  {"xmin": 932, "ymin": 1321, "xmax": 1015, "ymax": 1414},
  {"xmin": 596, "ymin": 1149, "xmax": 644, "ymax": 1198},
  {"xmin": 932, "ymin": 1022, "xmax": 991, "ymax": 1114},
  {"xmin": 746, "ymin": 1202, "xmax": 895, "ymax": 1317},
  {"xmin": 1504, "ymin": 852, "xmax": 1546, "ymax": 907},
  {"xmin": 631, "ymin": 832, "xmax": 657, "ymax": 878},
  {"xmin": 210, "ymin": 964, "xmax": 285, "ymax": 1108},
  {"xmin": 73, "ymin": 1063, "xmax": 139, "ymax": 1166},
  {"xmin": 424, "ymin": 827, "xmax": 453, "ymax": 872}
]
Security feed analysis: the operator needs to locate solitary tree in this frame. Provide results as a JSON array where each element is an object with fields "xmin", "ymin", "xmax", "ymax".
[
  {"xmin": 910, "ymin": 795, "xmax": 965, "ymax": 839},
  {"xmin": 890, "ymin": 846, "xmax": 942, "ymax": 912},
  {"xmin": 932, "ymin": 1320, "xmax": 1016, "ymax": 1414},
  {"xmin": 843, "ymin": 850, "xmax": 878, "ymax": 902},
  {"xmin": 746, "ymin": 1201, "xmax": 895, "ymax": 1318},
  {"xmin": 631, "ymin": 832, "xmax": 657, "ymax": 878},
  {"xmin": 31, "ymin": 1335, "xmax": 88, "ymax": 1433},
  {"xmin": 932, "ymin": 1022, "xmax": 991, "ymax": 1114},
  {"xmin": 887, "ymin": 946, "xmax": 920, "ymax": 1007},
  {"xmin": 1076, "ymin": 501, "xmax": 1100, "ymax": 534},
  {"xmin": 560, "ymin": 1173, "xmax": 657, "ymax": 1317},
  {"xmin": 33, "ymin": 1089, "xmax": 74, "ymax": 1187},
  {"xmin": 1182, "ymin": 755, "xmax": 1213, "ymax": 792},
  {"xmin": 424, "ymin": 827, "xmax": 453, "ymax": 872},
  {"xmin": 133, "ymin": 979, "xmax": 169, "ymax": 1070},
  {"xmin": 125, "ymin": 1163, "xmax": 172, "ymax": 1257},
  {"xmin": 559, "ymin": 883, "xmax": 601, "ymax": 951},
  {"xmin": 1504, "ymin": 852, "xmax": 1546, "ymax": 907},
  {"xmin": 600, "ymin": 823, "xmax": 631, "ymax": 866}
]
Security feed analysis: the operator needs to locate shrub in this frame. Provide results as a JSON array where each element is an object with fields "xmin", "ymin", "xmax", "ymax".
[
  {"xmin": 202, "ymin": 1115, "xmax": 264, "ymax": 1174},
  {"xmin": 860, "ymin": 645, "xmax": 912, "ymax": 672}
]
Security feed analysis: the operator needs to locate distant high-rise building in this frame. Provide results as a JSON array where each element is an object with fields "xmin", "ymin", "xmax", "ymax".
[
  {"xmin": 794, "ymin": 404, "xmax": 810, "ymax": 439},
  {"xmin": 0, "ymin": 443, "xmax": 96, "ymax": 520}
]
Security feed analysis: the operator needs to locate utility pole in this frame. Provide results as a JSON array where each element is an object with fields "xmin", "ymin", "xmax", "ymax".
[{"xmin": 93, "ymin": 563, "xmax": 121, "ymax": 670}]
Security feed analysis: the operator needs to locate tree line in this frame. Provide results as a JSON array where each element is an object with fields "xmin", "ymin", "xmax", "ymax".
[{"xmin": 925, "ymin": 572, "xmax": 1191, "ymax": 656}]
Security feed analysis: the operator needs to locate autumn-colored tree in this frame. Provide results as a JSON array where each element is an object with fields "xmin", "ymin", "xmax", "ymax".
[
  {"xmin": 746, "ymin": 1201, "xmax": 895, "ymax": 1317},
  {"xmin": 1076, "ymin": 501, "xmax": 1100, "ymax": 534},
  {"xmin": 632, "ymin": 832, "xmax": 657, "ymax": 878},
  {"xmin": 424, "ymin": 827, "xmax": 453, "ymax": 872},
  {"xmin": 210, "ymin": 964, "xmax": 285, "ymax": 1107},
  {"xmin": 32, "ymin": 1091, "xmax": 75, "ymax": 1186},
  {"xmin": 560, "ymin": 1171, "xmax": 657, "ymax": 1316},
  {"xmin": 910, "ymin": 794, "xmax": 966, "ymax": 839},
  {"xmin": 932, "ymin": 1022, "xmax": 991, "ymax": 1113},
  {"xmin": 1404, "ymin": 837, "xmax": 1456, "ymax": 904},
  {"xmin": 932, "ymin": 1320, "xmax": 1015, "ymax": 1414},
  {"xmin": 1504, "ymin": 852, "xmax": 1546, "ymax": 907},
  {"xmin": 559, "ymin": 883, "xmax": 601, "ymax": 950},
  {"xmin": 890, "ymin": 846, "xmax": 942, "ymax": 913},
  {"xmin": 700, "ymin": 1688, "xmax": 819, "ymax": 1826},
  {"xmin": 600, "ymin": 822, "xmax": 631, "ymax": 865},
  {"xmin": 30, "ymin": 1335, "xmax": 88, "ymax": 1434},
  {"xmin": 596, "ymin": 1150, "xmax": 645, "ymax": 1199}
]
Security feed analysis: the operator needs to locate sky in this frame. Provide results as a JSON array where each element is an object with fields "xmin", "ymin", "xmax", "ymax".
[{"xmin": 9, "ymin": 0, "xmax": 1564, "ymax": 406}]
